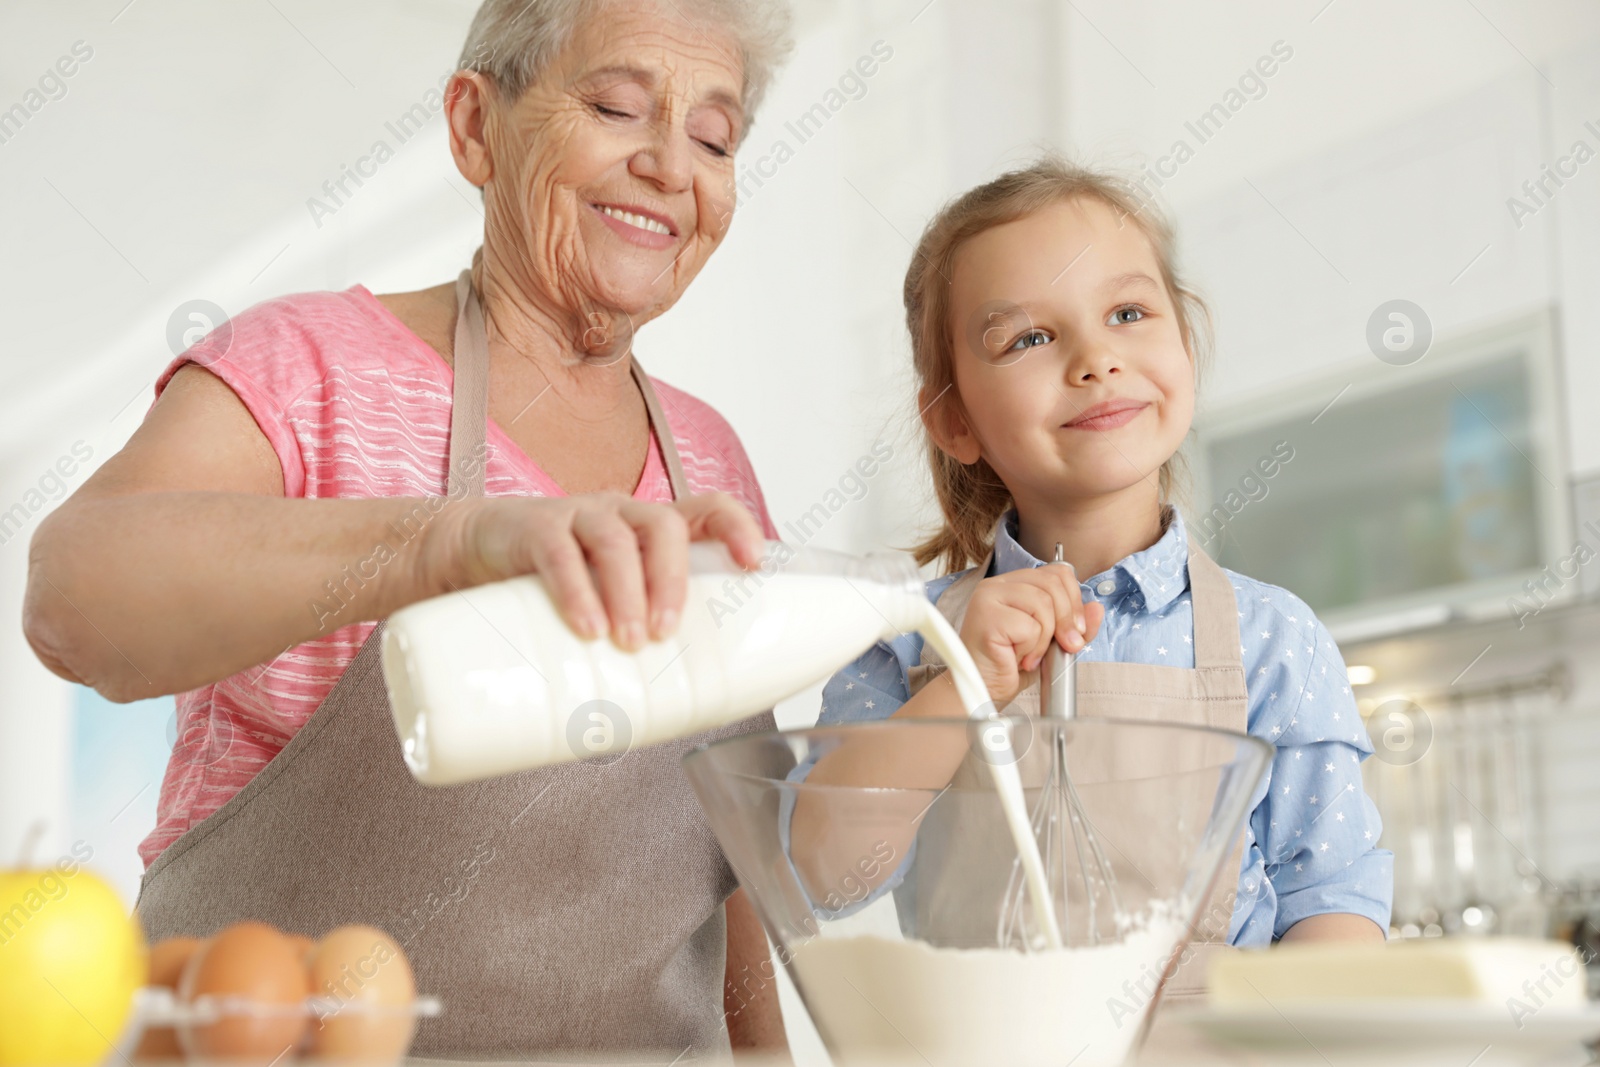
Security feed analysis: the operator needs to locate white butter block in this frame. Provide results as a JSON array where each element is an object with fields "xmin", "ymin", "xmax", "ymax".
[{"xmin": 1208, "ymin": 938, "xmax": 1589, "ymax": 1007}]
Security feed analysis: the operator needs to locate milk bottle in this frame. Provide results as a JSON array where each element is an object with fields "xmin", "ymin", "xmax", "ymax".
[{"xmin": 381, "ymin": 541, "xmax": 931, "ymax": 784}]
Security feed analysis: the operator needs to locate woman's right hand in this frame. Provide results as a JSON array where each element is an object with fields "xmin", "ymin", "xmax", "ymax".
[
  {"xmin": 425, "ymin": 491, "xmax": 767, "ymax": 651},
  {"xmin": 958, "ymin": 567, "xmax": 1105, "ymax": 709}
]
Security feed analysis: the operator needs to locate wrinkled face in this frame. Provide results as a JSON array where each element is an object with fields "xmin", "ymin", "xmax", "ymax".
[
  {"xmin": 934, "ymin": 197, "xmax": 1195, "ymax": 505},
  {"xmin": 482, "ymin": 1, "xmax": 743, "ymax": 331}
]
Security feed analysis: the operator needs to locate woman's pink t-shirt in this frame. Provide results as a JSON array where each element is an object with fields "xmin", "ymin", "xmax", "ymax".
[{"xmin": 139, "ymin": 284, "xmax": 777, "ymax": 869}]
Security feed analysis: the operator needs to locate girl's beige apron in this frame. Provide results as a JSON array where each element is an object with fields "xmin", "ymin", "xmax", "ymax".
[
  {"xmin": 903, "ymin": 528, "xmax": 1250, "ymax": 1002},
  {"xmin": 136, "ymin": 269, "xmax": 772, "ymax": 1059}
]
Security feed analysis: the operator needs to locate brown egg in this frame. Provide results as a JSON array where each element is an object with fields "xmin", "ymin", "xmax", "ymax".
[
  {"xmin": 177, "ymin": 921, "xmax": 309, "ymax": 1065},
  {"xmin": 305, "ymin": 925, "xmax": 417, "ymax": 1062},
  {"xmin": 286, "ymin": 933, "xmax": 316, "ymax": 962},
  {"xmin": 134, "ymin": 937, "xmax": 205, "ymax": 1060}
]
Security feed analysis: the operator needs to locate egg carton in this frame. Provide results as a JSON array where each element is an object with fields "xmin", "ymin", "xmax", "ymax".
[{"xmin": 134, "ymin": 986, "xmax": 443, "ymax": 1024}]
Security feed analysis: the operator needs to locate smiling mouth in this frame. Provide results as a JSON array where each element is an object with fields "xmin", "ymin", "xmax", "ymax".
[
  {"xmin": 592, "ymin": 202, "xmax": 676, "ymax": 237},
  {"xmin": 1063, "ymin": 400, "xmax": 1149, "ymax": 431}
]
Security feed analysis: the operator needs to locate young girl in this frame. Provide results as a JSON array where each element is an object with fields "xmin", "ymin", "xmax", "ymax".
[{"xmin": 789, "ymin": 158, "xmax": 1391, "ymax": 973}]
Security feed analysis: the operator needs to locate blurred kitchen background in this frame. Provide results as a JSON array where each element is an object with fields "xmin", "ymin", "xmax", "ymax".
[{"xmin": 4, "ymin": 0, "xmax": 1600, "ymax": 1039}]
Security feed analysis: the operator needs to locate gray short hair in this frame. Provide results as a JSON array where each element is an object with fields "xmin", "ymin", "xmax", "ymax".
[{"xmin": 457, "ymin": 0, "xmax": 793, "ymax": 130}]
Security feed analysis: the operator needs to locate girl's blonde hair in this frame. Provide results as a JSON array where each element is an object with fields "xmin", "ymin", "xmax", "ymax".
[{"xmin": 905, "ymin": 156, "xmax": 1213, "ymax": 573}]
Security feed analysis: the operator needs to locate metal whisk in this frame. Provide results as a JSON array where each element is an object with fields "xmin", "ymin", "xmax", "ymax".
[{"xmin": 999, "ymin": 543, "xmax": 1122, "ymax": 947}]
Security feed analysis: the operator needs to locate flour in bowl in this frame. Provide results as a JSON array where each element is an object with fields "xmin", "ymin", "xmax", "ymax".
[{"xmin": 790, "ymin": 906, "xmax": 1187, "ymax": 1067}]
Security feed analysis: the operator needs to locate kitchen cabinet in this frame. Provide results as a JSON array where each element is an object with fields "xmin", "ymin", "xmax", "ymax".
[{"xmin": 1190, "ymin": 308, "xmax": 1568, "ymax": 646}]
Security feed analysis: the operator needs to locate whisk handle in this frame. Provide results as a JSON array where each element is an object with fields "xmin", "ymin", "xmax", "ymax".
[{"xmin": 1040, "ymin": 543, "xmax": 1076, "ymax": 722}]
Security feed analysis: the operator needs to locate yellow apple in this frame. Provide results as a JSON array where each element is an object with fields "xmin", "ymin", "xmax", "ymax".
[{"xmin": 0, "ymin": 859, "xmax": 146, "ymax": 1066}]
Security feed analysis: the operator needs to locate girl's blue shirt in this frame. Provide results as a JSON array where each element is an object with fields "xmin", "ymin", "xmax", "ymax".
[{"xmin": 796, "ymin": 508, "xmax": 1394, "ymax": 944}]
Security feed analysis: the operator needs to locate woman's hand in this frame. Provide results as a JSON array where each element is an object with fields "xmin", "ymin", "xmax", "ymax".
[
  {"xmin": 958, "ymin": 566, "xmax": 1106, "ymax": 709},
  {"xmin": 426, "ymin": 491, "xmax": 767, "ymax": 651}
]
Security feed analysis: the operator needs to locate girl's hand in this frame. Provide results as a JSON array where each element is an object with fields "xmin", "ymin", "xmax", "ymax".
[
  {"xmin": 958, "ymin": 566, "xmax": 1106, "ymax": 709},
  {"xmin": 422, "ymin": 492, "xmax": 767, "ymax": 651}
]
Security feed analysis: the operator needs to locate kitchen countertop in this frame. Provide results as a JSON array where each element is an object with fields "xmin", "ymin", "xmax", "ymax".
[
  {"xmin": 127, "ymin": 1001, "xmax": 1597, "ymax": 1067},
  {"xmin": 374, "ymin": 1011, "xmax": 1600, "ymax": 1067}
]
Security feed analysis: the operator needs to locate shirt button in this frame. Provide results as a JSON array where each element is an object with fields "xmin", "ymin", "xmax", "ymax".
[{"xmin": 1095, "ymin": 579, "xmax": 1117, "ymax": 596}]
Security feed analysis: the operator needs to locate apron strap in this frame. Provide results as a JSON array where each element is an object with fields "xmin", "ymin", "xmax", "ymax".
[
  {"xmin": 452, "ymin": 267, "xmax": 690, "ymax": 502},
  {"xmin": 632, "ymin": 359, "xmax": 691, "ymax": 501},
  {"xmin": 1185, "ymin": 543, "xmax": 1243, "ymax": 671},
  {"xmin": 450, "ymin": 269, "xmax": 490, "ymax": 499}
]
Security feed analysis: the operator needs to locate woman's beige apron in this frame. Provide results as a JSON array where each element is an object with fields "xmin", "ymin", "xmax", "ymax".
[
  {"xmin": 903, "ymin": 532, "xmax": 1250, "ymax": 1002},
  {"xmin": 136, "ymin": 269, "xmax": 773, "ymax": 1059}
]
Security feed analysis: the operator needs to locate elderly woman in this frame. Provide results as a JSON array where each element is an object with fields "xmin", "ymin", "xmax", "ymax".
[{"xmin": 24, "ymin": 0, "xmax": 793, "ymax": 1058}]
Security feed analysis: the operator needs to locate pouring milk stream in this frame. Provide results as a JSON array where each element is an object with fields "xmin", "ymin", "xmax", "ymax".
[{"xmin": 381, "ymin": 540, "xmax": 1063, "ymax": 947}]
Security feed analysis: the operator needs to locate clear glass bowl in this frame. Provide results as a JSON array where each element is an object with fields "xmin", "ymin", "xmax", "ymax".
[{"xmin": 684, "ymin": 717, "xmax": 1272, "ymax": 1067}]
